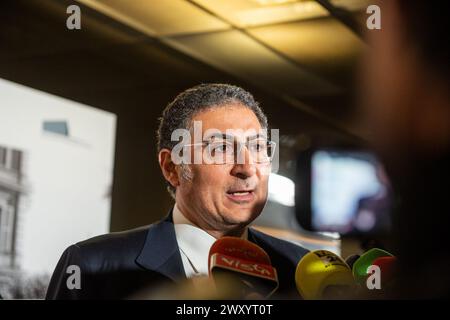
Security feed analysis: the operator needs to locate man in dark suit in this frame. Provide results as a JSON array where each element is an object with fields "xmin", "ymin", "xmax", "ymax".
[{"xmin": 46, "ymin": 83, "xmax": 309, "ymax": 299}]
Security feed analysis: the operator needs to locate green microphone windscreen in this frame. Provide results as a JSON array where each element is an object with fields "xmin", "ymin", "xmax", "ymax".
[{"xmin": 352, "ymin": 248, "xmax": 393, "ymax": 285}]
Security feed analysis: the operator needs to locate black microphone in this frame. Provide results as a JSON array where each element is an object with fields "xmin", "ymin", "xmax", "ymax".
[{"xmin": 345, "ymin": 254, "xmax": 361, "ymax": 269}]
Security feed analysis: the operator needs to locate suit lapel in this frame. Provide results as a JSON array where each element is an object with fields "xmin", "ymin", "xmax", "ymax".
[
  {"xmin": 247, "ymin": 227, "xmax": 293, "ymax": 270},
  {"xmin": 135, "ymin": 212, "xmax": 292, "ymax": 285},
  {"xmin": 135, "ymin": 210, "xmax": 185, "ymax": 283}
]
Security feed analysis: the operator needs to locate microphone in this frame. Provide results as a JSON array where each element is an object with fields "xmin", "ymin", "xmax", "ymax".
[
  {"xmin": 208, "ymin": 237, "xmax": 279, "ymax": 298},
  {"xmin": 295, "ymin": 250, "xmax": 356, "ymax": 300},
  {"xmin": 345, "ymin": 254, "xmax": 361, "ymax": 269},
  {"xmin": 372, "ymin": 256, "xmax": 398, "ymax": 288},
  {"xmin": 352, "ymin": 248, "xmax": 394, "ymax": 285}
]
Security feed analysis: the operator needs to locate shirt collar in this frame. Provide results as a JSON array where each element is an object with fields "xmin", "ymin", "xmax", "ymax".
[{"xmin": 172, "ymin": 203, "xmax": 248, "ymax": 275}]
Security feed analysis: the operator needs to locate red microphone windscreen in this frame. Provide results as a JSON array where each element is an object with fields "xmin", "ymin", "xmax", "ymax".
[
  {"xmin": 372, "ymin": 256, "xmax": 398, "ymax": 286},
  {"xmin": 208, "ymin": 237, "xmax": 278, "ymax": 297},
  {"xmin": 209, "ymin": 237, "xmax": 271, "ymax": 266}
]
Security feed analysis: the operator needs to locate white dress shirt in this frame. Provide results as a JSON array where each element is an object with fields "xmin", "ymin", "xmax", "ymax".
[{"xmin": 172, "ymin": 203, "xmax": 248, "ymax": 278}]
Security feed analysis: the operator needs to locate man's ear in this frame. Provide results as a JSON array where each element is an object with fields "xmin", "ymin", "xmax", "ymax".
[{"xmin": 158, "ymin": 149, "xmax": 180, "ymax": 189}]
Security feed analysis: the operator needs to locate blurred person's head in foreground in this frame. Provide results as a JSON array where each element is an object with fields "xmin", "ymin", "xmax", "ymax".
[{"xmin": 361, "ymin": 1, "xmax": 450, "ymax": 298}]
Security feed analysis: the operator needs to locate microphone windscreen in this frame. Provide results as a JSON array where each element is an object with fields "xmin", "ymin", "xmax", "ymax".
[
  {"xmin": 295, "ymin": 250, "xmax": 355, "ymax": 300},
  {"xmin": 372, "ymin": 256, "xmax": 398, "ymax": 287},
  {"xmin": 209, "ymin": 236, "xmax": 271, "ymax": 267},
  {"xmin": 208, "ymin": 237, "xmax": 278, "ymax": 298},
  {"xmin": 352, "ymin": 248, "xmax": 394, "ymax": 285}
]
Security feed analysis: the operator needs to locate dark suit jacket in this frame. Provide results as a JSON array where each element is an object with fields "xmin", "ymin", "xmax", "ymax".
[{"xmin": 46, "ymin": 211, "xmax": 309, "ymax": 299}]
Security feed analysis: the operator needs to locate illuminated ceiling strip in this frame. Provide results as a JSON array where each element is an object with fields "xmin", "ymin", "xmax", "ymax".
[
  {"xmin": 76, "ymin": 0, "xmax": 158, "ymax": 36},
  {"xmin": 315, "ymin": 0, "xmax": 365, "ymax": 39},
  {"xmin": 184, "ymin": 0, "xmax": 337, "ymax": 89}
]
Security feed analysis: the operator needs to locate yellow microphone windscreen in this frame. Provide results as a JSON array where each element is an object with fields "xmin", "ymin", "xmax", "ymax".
[{"xmin": 295, "ymin": 250, "xmax": 355, "ymax": 300}]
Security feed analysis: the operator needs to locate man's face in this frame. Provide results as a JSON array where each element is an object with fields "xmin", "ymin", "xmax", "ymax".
[{"xmin": 175, "ymin": 104, "xmax": 270, "ymax": 234}]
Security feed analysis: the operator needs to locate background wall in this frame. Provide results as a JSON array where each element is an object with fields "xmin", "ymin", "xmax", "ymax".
[{"xmin": 0, "ymin": 78, "xmax": 116, "ymax": 274}]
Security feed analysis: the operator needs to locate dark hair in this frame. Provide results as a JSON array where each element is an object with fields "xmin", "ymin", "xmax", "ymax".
[{"xmin": 157, "ymin": 83, "xmax": 268, "ymax": 197}]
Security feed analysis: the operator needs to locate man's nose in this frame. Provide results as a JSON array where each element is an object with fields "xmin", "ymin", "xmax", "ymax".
[{"xmin": 230, "ymin": 146, "xmax": 256, "ymax": 179}]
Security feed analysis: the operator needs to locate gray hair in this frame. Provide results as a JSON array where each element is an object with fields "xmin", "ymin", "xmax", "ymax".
[{"xmin": 157, "ymin": 83, "xmax": 268, "ymax": 198}]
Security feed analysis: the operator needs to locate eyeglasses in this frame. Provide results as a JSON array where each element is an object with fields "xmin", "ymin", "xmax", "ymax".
[{"xmin": 183, "ymin": 139, "xmax": 276, "ymax": 165}]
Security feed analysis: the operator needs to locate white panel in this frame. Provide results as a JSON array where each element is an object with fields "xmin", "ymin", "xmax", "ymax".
[{"xmin": 0, "ymin": 78, "xmax": 116, "ymax": 275}]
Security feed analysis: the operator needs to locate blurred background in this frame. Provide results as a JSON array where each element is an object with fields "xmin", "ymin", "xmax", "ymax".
[{"xmin": 0, "ymin": 0, "xmax": 388, "ymax": 298}]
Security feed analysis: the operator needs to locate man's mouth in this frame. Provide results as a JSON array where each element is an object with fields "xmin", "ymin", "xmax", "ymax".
[{"xmin": 226, "ymin": 189, "xmax": 255, "ymax": 203}]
